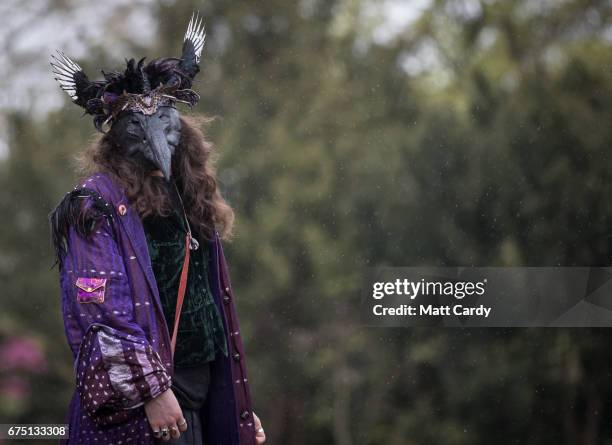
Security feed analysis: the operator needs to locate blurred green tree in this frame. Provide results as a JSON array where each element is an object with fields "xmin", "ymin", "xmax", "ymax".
[{"xmin": 3, "ymin": 0, "xmax": 612, "ymax": 444}]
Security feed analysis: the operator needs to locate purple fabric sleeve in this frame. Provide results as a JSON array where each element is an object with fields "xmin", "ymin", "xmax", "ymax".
[{"xmin": 61, "ymin": 196, "xmax": 171, "ymax": 426}]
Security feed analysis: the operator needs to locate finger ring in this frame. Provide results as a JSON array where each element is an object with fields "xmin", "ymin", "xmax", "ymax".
[
  {"xmin": 152, "ymin": 429, "xmax": 162, "ymax": 438},
  {"xmin": 161, "ymin": 428, "xmax": 170, "ymax": 438},
  {"xmin": 170, "ymin": 426, "xmax": 178, "ymax": 432},
  {"xmin": 178, "ymin": 419, "xmax": 187, "ymax": 426}
]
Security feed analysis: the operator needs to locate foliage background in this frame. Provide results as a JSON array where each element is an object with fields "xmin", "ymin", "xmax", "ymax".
[{"xmin": 1, "ymin": 0, "xmax": 612, "ymax": 444}]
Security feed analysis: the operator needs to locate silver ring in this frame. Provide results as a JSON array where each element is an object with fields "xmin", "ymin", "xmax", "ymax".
[{"xmin": 161, "ymin": 428, "xmax": 170, "ymax": 438}]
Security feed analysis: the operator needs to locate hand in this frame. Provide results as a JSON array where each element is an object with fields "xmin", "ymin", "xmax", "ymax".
[
  {"xmin": 144, "ymin": 388, "xmax": 187, "ymax": 442},
  {"xmin": 253, "ymin": 411, "xmax": 266, "ymax": 444}
]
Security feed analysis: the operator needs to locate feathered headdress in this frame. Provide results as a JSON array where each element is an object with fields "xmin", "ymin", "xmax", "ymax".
[{"xmin": 50, "ymin": 12, "xmax": 206, "ymax": 132}]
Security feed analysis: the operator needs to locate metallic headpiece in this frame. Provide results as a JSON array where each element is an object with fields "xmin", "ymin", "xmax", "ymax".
[{"xmin": 50, "ymin": 12, "xmax": 206, "ymax": 132}]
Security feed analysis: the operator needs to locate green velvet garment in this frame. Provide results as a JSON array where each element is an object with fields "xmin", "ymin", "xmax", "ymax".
[{"xmin": 142, "ymin": 180, "xmax": 228, "ymax": 367}]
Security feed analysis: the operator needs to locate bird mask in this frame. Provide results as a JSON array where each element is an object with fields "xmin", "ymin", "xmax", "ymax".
[{"xmin": 51, "ymin": 13, "xmax": 206, "ymax": 180}]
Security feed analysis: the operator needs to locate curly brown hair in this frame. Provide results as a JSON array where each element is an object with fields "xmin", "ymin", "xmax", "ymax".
[{"xmin": 76, "ymin": 114, "xmax": 234, "ymax": 242}]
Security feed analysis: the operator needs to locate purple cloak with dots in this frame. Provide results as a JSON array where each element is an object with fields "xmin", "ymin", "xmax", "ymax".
[{"xmin": 57, "ymin": 172, "xmax": 256, "ymax": 445}]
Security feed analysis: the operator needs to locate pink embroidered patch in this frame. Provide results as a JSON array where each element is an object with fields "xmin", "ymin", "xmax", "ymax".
[{"xmin": 75, "ymin": 277, "xmax": 107, "ymax": 304}]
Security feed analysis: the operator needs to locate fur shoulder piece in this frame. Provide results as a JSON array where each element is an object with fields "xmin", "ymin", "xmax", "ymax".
[{"xmin": 49, "ymin": 187, "xmax": 115, "ymax": 267}]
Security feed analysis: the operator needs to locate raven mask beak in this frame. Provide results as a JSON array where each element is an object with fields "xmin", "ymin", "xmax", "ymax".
[{"xmin": 109, "ymin": 106, "xmax": 182, "ymax": 181}]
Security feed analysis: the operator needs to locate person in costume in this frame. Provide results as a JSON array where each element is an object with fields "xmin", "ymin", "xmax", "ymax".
[{"xmin": 49, "ymin": 13, "xmax": 266, "ymax": 445}]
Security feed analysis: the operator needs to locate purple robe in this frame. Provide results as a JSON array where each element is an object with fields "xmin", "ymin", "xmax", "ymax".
[{"xmin": 57, "ymin": 172, "xmax": 256, "ymax": 445}]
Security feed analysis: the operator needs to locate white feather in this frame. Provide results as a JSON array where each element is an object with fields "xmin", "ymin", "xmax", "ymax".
[
  {"xmin": 50, "ymin": 51, "xmax": 82, "ymax": 101},
  {"xmin": 184, "ymin": 11, "xmax": 206, "ymax": 64}
]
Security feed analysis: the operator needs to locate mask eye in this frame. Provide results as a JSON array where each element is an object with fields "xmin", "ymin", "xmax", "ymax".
[{"xmin": 130, "ymin": 118, "xmax": 140, "ymax": 125}]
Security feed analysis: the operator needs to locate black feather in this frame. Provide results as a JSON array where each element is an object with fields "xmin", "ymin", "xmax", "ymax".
[
  {"xmin": 122, "ymin": 58, "xmax": 144, "ymax": 94},
  {"xmin": 144, "ymin": 57, "xmax": 193, "ymax": 90},
  {"xmin": 73, "ymin": 73, "xmax": 104, "ymax": 108},
  {"xmin": 48, "ymin": 187, "xmax": 115, "ymax": 268},
  {"xmin": 179, "ymin": 39, "xmax": 200, "ymax": 80},
  {"xmin": 85, "ymin": 98, "xmax": 105, "ymax": 115}
]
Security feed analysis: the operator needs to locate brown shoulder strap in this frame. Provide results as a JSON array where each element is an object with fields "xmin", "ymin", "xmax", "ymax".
[{"xmin": 170, "ymin": 232, "xmax": 191, "ymax": 357}]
